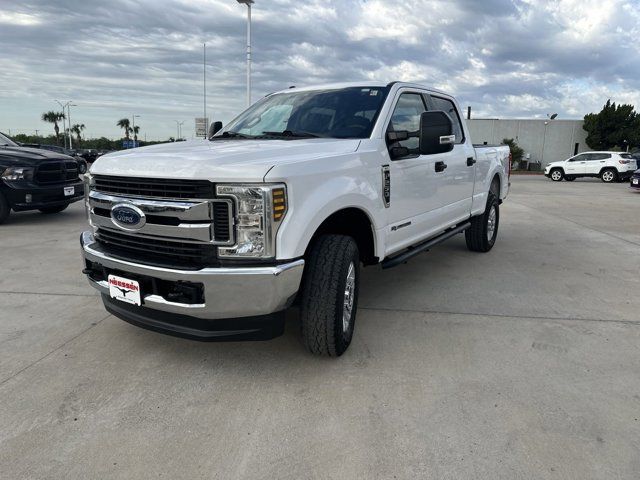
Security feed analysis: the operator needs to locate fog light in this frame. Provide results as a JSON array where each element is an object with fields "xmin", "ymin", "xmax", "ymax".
[{"xmin": 25, "ymin": 194, "xmax": 32, "ymax": 203}]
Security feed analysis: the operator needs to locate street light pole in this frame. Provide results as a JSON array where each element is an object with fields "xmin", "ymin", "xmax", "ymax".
[
  {"xmin": 541, "ymin": 113, "xmax": 558, "ymax": 167},
  {"xmin": 237, "ymin": 0, "xmax": 254, "ymax": 107}
]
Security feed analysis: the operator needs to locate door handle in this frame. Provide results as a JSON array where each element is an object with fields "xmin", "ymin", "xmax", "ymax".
[
  {"xmin": 435, "ymin": 161, "xmax": 448, "ymax": 173},
  {"xmin": 467, "ymin": 157, "xmax": 476, "ymax": 166}
]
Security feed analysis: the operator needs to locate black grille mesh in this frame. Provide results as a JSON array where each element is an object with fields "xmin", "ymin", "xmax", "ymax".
[
  {"xmin": 93, "ymin": 175, "xmax": 214, "ymax": 199},
  {"xmin": 36, "ymin": 161, "xmax": 79, "ymax": 184},
  {"xmin": 95, "ymin": 229, "xmax": 217, "ymax": 269}
]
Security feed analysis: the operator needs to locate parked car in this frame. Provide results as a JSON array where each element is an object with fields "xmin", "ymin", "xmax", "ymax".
[
  {"xmin": 630, "ymin": 168, "xmax": 640, "ymax": 191},
  {"xmin": 0, "ymin": 132, "xmax": 85, "ymax": 224},
  {"xmin": 80, "ymin": 82, "xmax": 510, "ymax": 356},
  {"xmin": 544, "ymin": 152, "xmax": 637, "ymax": 183}
]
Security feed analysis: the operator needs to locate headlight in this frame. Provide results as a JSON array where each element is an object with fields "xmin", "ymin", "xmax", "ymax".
[
  {"xmin": 2, "ymin": 166, "xmax": 35, "ymax": 181},
  {"xmin": 78, "ymin": 160, "xmax": 87, "ymax": 174},
  {"xmin": 216, "ymin": 184, "xmax": 287, "ymax": 258}
]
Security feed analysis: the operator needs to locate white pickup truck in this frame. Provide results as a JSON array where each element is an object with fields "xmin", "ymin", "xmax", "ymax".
[{"xmin": 81, "ymin": 82, "xmax": 510, "ymax": 356}]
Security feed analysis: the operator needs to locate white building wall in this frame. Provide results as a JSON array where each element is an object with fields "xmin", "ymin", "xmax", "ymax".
[{"xmin": 467, "ymin": 119, "xmax": 589, "ymax": 167}]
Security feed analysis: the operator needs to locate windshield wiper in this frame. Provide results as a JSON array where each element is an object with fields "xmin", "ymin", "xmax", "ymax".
[
  {"xmin": 210, "ymin": 131, "xmax": 255, "ymax": 140},
  {"xmin": 261, "ymin": 130, "xmax": 325, "ymax": 138}
]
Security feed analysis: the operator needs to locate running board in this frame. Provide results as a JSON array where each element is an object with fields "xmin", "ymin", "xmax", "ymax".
[{"xmin": 381, "ymin": 222, "xmax": 471, "ymax": 269}]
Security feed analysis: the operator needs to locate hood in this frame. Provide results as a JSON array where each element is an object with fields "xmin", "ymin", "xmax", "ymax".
[
  {"xmin": 0, "ymin": 145, "xmax": 75, "ymax": 166},
  {"xmin": 90, "ymin": 138, "xmax": 361, "ymax": 182},
  {"xmin": 546, "ymin": 160, "xmax": 564, "ymax": 168}
]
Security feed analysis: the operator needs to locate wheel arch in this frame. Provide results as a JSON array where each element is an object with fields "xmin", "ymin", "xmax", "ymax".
[{"xmin": 305, "ymin": 207, "xmax": 378, "ymax": 265}]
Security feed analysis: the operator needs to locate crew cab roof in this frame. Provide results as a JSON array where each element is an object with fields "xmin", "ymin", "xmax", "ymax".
[{"xmin": 272, "ymin": 81, "xmax": 450, "ymax": 97}]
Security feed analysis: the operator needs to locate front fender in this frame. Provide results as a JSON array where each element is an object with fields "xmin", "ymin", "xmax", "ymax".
[{"xmin": 274, "ymin": 175, "xmax": 383, "ymax": 260}]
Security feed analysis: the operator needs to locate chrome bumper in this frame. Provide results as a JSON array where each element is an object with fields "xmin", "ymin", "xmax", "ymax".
[{"xmin": 80, "ymin": 231, "xmax": 304, "ymax": 319}]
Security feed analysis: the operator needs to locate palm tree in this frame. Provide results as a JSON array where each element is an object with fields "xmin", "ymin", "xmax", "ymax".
[
  {"xmin": 132, "ymin": 125, "xmax": 140, "ymax": 142},
  {"xmin": 42, "ymin": 111, "xmax": 65, "ymax": 144},
  {"xmin": 71, "ymin": 124, "xmax": 85, "ymax": 145},
  {"xmin": 117, "ymin": 118, "xmax": 131, "ymax": 140}
]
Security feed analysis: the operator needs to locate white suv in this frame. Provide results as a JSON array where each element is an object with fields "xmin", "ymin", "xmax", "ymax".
[{"xmin": 545, "ymin": 152, "xmax": 637, "ymax": 183}]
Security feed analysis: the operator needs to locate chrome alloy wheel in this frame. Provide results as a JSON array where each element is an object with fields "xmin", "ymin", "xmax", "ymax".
[
  {"xmin": 602, "ymin": 170, "xmax": 614, "ymax": 182},
  {"xmin": 551, "ymin": 170, "xmax": 562, "ymax": 181},
  {"xmin": 487, "ymin": 205, "xmax": 497, "ymax": 241},
  {"xmin": 342, "ymin": 261, "xmax": 356, "ymax": 333}
]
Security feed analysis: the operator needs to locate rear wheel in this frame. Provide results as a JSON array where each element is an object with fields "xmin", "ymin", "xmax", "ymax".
[
  {"xmin": 0, "ymin": 192, "xmax": 10, "ymax": 225},
  {"xmin": 300, "ymin": 235, "xmax": 360, "ymax": 356},
  {"xmin": 550, "ymin": 169, "xmax": 564, "ymax": 181},
  {"xmin": 38, "ymin": 204, "xmax": 69, "ymax": 214},
  {"xmin": 601, "ymin": 169, "xmax": 617, "ymax": 183},
  {"xmin": 466, "ymin": 192, "xmax": 499, "ymax": 253}
]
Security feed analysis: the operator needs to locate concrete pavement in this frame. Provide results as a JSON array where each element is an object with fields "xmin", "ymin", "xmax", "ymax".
[{"xmin": 1, "ymin": 175, "xmax": 639, "ymax": 479}]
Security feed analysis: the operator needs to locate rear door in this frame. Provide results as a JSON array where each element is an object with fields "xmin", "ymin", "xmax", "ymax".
[
  {"xmin": 565, "ymin": 154, "xmax": 588, "ymax": 175},
  {"xmin": 426, "ymin": 94, "xmax": 475, "ymax": 221},
  {"xmin": 584, "ymin": 153, "xmax": 610, "ymax": 174}
]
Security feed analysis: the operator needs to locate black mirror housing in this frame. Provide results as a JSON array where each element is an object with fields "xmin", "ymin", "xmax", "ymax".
[
  {"xmin": 419, "ymin": 111, "xmax": 454, "ymax": 155},
  {"xmin": 208, "ymin": 121, "xmax": 223, "ymax": 139}
]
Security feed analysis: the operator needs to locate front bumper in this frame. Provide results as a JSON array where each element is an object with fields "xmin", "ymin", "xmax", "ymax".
[
  {"xmin": 80, "ymin": 231, "xmax": 304, "ymax": 339},
  {"xmin": 3, "ymin": 179, "xmax": 84, "ymax": 211}
]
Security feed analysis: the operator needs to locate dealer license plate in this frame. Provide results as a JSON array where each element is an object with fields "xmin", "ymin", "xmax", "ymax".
[
  {"xmin": 108, "ymin": 275, "xmax": 142, "ymax": 306},
  {"xmin": 633, "ymin": 179, "xmax": 639, "ymax": 185},
  {"xmin": 63, "ymin": 186, "xmax": 75, "ymax": 196}
]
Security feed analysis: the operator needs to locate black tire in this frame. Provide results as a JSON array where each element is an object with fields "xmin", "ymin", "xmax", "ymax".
[
  {"xmin": 465, "ymin": 192, "xmax": 499, "ymax": 253},
  {"xmin": 300, "ymin": 235, "xmax": 360, "ymax": 357},
  {"xmin": 38, "ymin": 204, "xmax": 69, "ymax": 214},
  {"xmin": 550, "ymin": 168, "xmax": 564, "ymax": 181},
  {"xmin": 0, "ymin": 192, "xmax": 10, "ymax": 225},
  {"xmin": 565, "ymin": 176, "xmax": 576, "ymax": 181},
  {"xmin": 600, "ymin": 169, "xmax": 617, "ymax": 183}
]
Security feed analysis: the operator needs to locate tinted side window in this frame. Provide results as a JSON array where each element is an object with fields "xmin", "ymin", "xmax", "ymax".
[
  {"xmin": 570, "ymin": 154, "xmax": 587, "ymax": 161},
  {"xmin": 430, "ymin": 96, "xmax": 464, "ymax": 143},
  {"xmin": 387, "ymin": 93, "xmax": 427, "ymax": 152},
  {"xmin": 588, "ymin": 153, "xmax": 611, "ymax": 161}
]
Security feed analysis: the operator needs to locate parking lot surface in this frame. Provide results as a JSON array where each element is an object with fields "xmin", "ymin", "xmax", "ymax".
[{"xmin": 1, "ymin": 175, "xmax": 639, "ymax": 479}]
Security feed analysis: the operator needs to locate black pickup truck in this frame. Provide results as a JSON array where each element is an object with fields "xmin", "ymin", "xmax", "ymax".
[{"xmin": 0, "ymin": 132, "xmax": 85, "ymax": 224}]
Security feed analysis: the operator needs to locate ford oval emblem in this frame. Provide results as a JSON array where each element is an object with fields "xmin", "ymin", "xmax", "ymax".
[{"xmin": 111, "ymin": 204, "xmax": 146, "ymax": 230}]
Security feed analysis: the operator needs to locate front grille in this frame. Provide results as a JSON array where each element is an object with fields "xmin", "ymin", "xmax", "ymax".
[
  {"xmin": 93, "ymin": 175, "xmax": 214, "ymax": 199},
  {"xmin": 36, "ymin": 161, "xmax": 79, "ymax": 184},
  {"xmin": 95, "ymin": 228, "xmax": 217, "ymax": 269}
]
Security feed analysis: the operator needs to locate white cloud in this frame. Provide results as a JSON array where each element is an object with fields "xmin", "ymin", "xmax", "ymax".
[{"xmin": 0, "ymin": 0, "xmax": 639, "ymax": 139}]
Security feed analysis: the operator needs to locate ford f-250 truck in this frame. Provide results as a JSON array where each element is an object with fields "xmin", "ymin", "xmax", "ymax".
[{"xmin": 80, "ymin": 82, "xmax": 510, "ymax": 356}]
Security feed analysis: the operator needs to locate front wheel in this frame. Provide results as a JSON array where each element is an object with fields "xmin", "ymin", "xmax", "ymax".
[
  {"xmin": 300, "ymin": 235, "xmax": 360, "ymax": 356},
  {"xmin": 38, "ymin": 204, "xmax": 69, "ymax": 214},
  {"xmin": 466, "ymin": 193, "xmax": 499, "ymax": 253},
  {"xmin": 550, "ymin": 169, "xmax": 564, "ymax": 181}
]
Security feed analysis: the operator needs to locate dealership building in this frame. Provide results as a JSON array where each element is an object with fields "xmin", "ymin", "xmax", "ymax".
[{"xmin": 467, "ymin": 119, "xmax": 588, "ymax": 168}]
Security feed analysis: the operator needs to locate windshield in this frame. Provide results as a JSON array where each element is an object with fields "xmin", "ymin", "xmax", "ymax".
[
  {"xmin": 0, "ymin": 132, "xmax": 18, "ymax": 147},
  {"xmin": 217, "ymin": 86, "xmax": 389, "ymax": 140}
]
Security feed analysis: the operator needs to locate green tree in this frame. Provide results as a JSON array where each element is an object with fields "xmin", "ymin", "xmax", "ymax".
[
  {"xmin": 132, "ymin": 125, "xmax": 140, "ymax": 142},
  {"xmin": 117, "ymin": 118, "xmax": 131, "ymax": 140},
  {"xmin": 71, "ymin": 124, "xmax": 85, "ymax": 145},
  {"xmin": 502, "ymin": 138, "xmax": 524, "ymax": 169},
  {"xmin": 583, "ymin": 100, "xmax": 640, "ymax": 150},
  {"xmin": 41, "ymin": 111, "xmax": 65, "ymax": 144}
]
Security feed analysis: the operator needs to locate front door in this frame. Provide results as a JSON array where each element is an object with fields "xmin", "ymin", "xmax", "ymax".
[{"xmin": 565, "ymin": 154, "xmax": 588, "ymax": 175}]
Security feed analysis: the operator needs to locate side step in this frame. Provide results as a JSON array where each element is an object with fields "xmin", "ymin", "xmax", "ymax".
[{"xmin": 381, "ymin": 222, "xmax": 471, "ymax": 269}]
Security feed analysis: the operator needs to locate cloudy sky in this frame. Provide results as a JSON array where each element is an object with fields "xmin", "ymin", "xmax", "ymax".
[{"xmin": 1, "ymin": 0, "xmax": 639, "ymax": 140}]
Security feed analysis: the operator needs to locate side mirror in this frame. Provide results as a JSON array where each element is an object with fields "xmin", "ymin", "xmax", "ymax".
[
  {"xmin": 208, "ymin": 121, "xmax": 223, "ymax": 139},
  {"xmin": 419, "ymin": 111, "xmax": 454, "ymax": 155}
]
